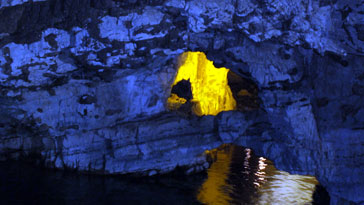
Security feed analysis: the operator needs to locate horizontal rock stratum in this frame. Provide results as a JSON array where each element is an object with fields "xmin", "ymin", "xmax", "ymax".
[{"xmin": 0, "ymin": 0, "xmax": 364, "ymax": 204}]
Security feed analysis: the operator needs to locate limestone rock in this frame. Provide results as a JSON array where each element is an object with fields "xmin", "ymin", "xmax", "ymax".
[{"xmin": 0, "ymin": 0, "xmax": 364, "ymax": 203}]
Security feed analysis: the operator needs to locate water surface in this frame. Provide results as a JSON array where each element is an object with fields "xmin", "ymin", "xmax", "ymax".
[
  {"xmin": 198, "ymin": 145, "xmax": 324, "ymax": 204},
  {"xmin": 0, "ymin": 145, "xmax": 328, "ymax": 204}
]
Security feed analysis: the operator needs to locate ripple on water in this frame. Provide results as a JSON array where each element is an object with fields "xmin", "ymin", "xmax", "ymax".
[
  {"xmin": 198, "ymin": 144, "xmax": 319, "ymax": 205},
  {"xmin": 0, "ymin": 144, "xmax": 327, "ymax": 204}
]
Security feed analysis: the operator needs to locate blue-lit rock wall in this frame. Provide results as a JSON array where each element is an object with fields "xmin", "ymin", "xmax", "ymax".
[{"xmin": 0, "ymin": 0, "xmax": 363, "ymax": 204}]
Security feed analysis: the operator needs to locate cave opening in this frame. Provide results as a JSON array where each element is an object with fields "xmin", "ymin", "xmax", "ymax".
[{"xmin": 167, "ymin": 51, "xmax": 259, "ymax": 116}]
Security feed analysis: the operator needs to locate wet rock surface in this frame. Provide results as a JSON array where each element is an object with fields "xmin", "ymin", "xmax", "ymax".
[{"xmin": 0, "ymin": 0, "xmax": 364, "ymax": 203}]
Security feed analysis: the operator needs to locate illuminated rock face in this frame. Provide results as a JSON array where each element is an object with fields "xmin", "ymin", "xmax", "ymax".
[
  {"xmin": 168, "ymin": 52, "xmax": 236, "ymax": 116},
  {"xmin": 0, "ymin": 1, "xmax": 364, "ymax": 203}
]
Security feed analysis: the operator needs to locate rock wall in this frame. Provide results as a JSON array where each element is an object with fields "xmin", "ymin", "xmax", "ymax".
[{"xmin": 0, "ymin": 0, "xmax": 364, "ymax": 203}]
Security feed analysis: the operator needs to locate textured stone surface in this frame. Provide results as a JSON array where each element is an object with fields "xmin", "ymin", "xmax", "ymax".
[
  {"xmin": 0, "ymin": 0, "xmax": 45, "ymax": 8},
  {"xmin": 0, "ymin": 0, "xmax": 364, "ymax": 204}
]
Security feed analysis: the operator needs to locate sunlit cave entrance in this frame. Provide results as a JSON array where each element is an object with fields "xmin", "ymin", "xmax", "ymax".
[
  {"xmin": 197, "ymin": 144, "xmax": 328, "ymax": 205},
  {"xmin": 167, "ymin": 51, "xmax": 259, "ymax": 116},
  {"xmin": 165, "ymin": 52, "xmax": 328, "ymax": 204}
]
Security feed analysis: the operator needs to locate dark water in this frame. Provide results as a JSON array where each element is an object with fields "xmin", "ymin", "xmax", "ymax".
[
  {"xmin": 0, "ymin": 145, "xmax": 329, "ymax": 204},
  {"xmin": 198, "ymin": 145, "xmax": 329, "ymax": 205}
]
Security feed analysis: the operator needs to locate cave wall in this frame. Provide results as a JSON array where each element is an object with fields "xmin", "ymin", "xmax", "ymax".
[{"xmin": 0, "ymin": 0, "xmax": 364, "ymax": 203}]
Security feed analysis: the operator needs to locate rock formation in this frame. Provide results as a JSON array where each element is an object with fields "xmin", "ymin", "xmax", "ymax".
[{"xmin": 0, "ymin": 0, "xmax": 363, "ymax": 203}]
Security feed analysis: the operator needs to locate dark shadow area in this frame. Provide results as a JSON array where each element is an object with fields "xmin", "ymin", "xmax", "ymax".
[
  {"xmin": 313, "ymin": 185, "xmax": 331, "ymax": 205},
  {"xmin": 227, "ymin": 70, "xmax": 260, "ymax": 111},
  {"xmin": 0, "ymin": 161, "xmax": 204, "ymax": 205},
  {"xmin": 0, "ymin": 144, "xmax": 330, "ymax": 204},
  {"xmin": 171, "ymin": 79, "xmax": 192, "ymax": 101}
]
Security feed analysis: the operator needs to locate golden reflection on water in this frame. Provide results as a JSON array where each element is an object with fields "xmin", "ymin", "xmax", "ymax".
[
  {"xmin": 197, "ymin": 146, "xmax": 234, "ymax": 205},
  {"xmin": 197, "ymin": 145, "xmax": 319, "ymax": 205}
]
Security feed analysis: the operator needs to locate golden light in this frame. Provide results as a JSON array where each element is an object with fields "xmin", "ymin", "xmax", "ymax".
[
  {"xmin": 197, "ymin": 145, "xmax": 319, "ymax": 204},
  {"xmin": 166, "ymin": 93, "xmax": 187, "ymax": 110},
  {"xmin": 167, "ymin": 51, "xmax": 236, "ymax": 116},
  {"xmin": 197, "ymin": 146, "xmax": 235, "ymax": 205}
]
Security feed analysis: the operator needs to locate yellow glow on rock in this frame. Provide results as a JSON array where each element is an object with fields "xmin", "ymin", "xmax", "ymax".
[
  {"xmin": 167, "ymin": 93, "xmax": 187, "ymax": 110},
  {"xmin": 237, "ymin": 89, "xmax": 251, "ymax": 97},
  {"xmin": 168, "ymin": 51, "xmax": 236, "ymax": 116}
]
